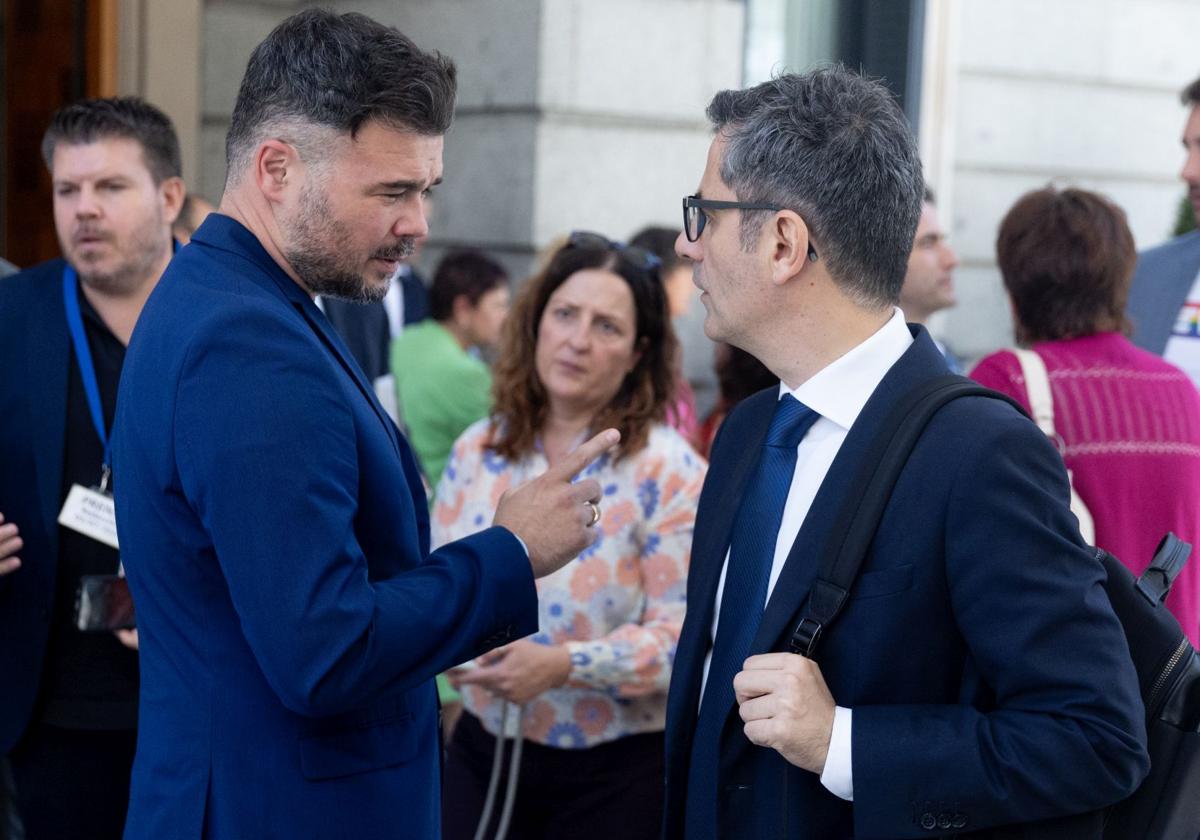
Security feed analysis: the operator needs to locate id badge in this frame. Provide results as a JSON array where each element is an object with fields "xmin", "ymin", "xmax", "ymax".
[{"xmin": 58, "ymin": 484, "xmax": 120, "ymax": 550}]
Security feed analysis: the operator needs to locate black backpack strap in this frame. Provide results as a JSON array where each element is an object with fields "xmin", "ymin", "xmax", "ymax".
[
  {"xmin": 1136, "ymin": 533, "xmax": 1192, "ymax": 606},
  {"xmin": 788, "ymin": 375, "xmax": 1025, "ymax": 657}
]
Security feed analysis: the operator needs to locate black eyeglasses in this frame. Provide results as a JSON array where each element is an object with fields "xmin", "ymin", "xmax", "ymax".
[
  {"xmin": 682, "ymin": 195, "xmax": 818, "ymax": 262},
  {"xmin": 567, "ymin": 231, "xmax": 662, "ymax": 272}
]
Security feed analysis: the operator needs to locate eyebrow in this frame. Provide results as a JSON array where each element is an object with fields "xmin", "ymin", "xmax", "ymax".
[
  {"xmin": 371, "ymin": 176, "xmax": 443, "ymax": 191},
  {"xmin": 551, "ymin": 295, "xmax": 631, "ymax": 325}
]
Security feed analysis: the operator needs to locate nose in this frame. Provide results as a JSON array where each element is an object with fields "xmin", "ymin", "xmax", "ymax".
[
  {"xmin": 567, "ymin": 318, "xmax": 592, "ymax": 351},
  {"xmin": 942, "ymin": 242, "xmax": 959, "ymax": 271},
  {"xmin": 675, "ymin": 230, "xmax": 701, "ymax": 262},
  {"xmin": 392, "ymin": 198, "xmax": 430, "ymax": 240},
  {"xmin": 74, "ymin": 184, "xmax": 100, "ymax": 218},
  {"xmin": 1182, "ymin": 148, "xmax": 1200, "ymax": 187}
]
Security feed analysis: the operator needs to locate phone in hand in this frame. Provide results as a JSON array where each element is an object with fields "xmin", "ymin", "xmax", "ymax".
[{"xmin": 75, "ymin": 574, "xmax": 136, "ymax": 631}]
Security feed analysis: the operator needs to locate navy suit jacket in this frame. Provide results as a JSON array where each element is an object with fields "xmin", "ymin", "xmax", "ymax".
[
  {"xmin": 1127, "ymin": 230, "xmax": 1200, "ymax": 355},
  {"xmin": 663, "ymin": 329, "xmax": 1148, "ymax": 840},
  {"xmin": 0, "ymin": 258, "xmax": 73, "ymax": 752},
  {"xmin": 112, "ymin": 215, "xmax": 537, "ymax": 839}
]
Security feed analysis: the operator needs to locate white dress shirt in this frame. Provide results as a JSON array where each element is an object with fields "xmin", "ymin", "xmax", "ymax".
[{"xmin": 700, "ymin": 308, "xmax": 913, "ymax": 801}]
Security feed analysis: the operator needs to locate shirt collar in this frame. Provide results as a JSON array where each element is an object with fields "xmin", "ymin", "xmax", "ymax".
[{"xmin": 781, "ymin": 307, "xmax": 913, "ymax": 430}]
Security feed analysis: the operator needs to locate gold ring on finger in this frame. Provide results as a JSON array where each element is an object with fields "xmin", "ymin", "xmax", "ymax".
[{"xmin": 586, "ymin": 500, "xmax": 601, "ymax": 527}]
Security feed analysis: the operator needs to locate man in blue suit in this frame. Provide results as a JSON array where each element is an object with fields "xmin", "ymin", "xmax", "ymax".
[
  {"xmin": 1127, "ymin": 76, "xmax": 1200, "ymax": 375},
  {"xmin": 664, "ymin": 68, "xmax": 1148, "ymax": 839},
  {"xmin": 112, "ymin": 10, "xmax": 615, "ymax": 839},
  {"xmin": 0, "ymin": 97, "xmax": 185, "ymax": 839}
]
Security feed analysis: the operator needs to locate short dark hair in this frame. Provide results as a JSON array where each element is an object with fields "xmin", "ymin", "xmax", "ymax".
[
  {"xmin": 41, "ymin": 97, "xmax": 181, "ymax": 184},
  {"xmin": 923, "ymin": 184, "xmax": 936, "ymax": 205},
  {"xmin": 705, "ymin": 67, "xmax": 924, "ymax": 307},
  {"xmin": 225, "ymin": 8, "xmax": 457, "ymax": 180},
  {"xmin": 1183, "ymin": 76, "xmax": 1200, "ymax": 106},
  {"xmin": 429, "ymin": 250, "xmax": 509, "ymax": 322},
  {"xmin": 996, "ymin": 186, "xmax": 1134, "ymax": 344},
  {"xmin": 629, "ymin": 226, "xmax": 686, "ymax": 275},
  {"xmin": 490, "ymin": 240, "xmax": 677, "ymax": 462}
]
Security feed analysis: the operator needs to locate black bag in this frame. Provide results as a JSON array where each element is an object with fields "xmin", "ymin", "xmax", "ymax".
[{"xmin": 787, "ymin": 374, "xmax": 1200, "ymax": 840}]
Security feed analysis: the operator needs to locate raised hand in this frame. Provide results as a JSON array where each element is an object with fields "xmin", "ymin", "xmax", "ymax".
[{"xmin": 493, "ymin": 428, "xmax": 619, "ymax": 578}]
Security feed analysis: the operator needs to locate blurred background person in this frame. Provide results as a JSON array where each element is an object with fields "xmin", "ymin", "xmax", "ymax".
[
  {"xmin": 391, "ymin": 249, "xmax": 510, "ymax": 490},
  {"xmin": 1128, "ymin": 74, "xmax": 1200, "ymax": 367},
  {"xmin": 695, "ymin": 343, "xmax": 778, "ymax": 458},
  {"xmin": 0, "ymin": 97, "xmax": 184, "ymax": 840},
  {"xmin": 900, "ymin": 185, "xmax": 963, "ymax": 372},
  {"xmin": 434, "ymin": 232, "xmax": 706, "ymax": 840},
  {"xmin": 630, "ymin": 225, "xmax": 700, "ymax": 441},
  {"xmin": 971, "ymin": 186, "xmax": 1200, "ymax": 645},
  {"xmin": 170, "ymin": 192, "xmax": 216, "ymax": 245}
]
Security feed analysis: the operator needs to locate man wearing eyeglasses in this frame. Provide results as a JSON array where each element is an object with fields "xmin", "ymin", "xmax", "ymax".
[{"xmin": 663, "ymin": 67, "xmax": 1147, "ymax": 839}]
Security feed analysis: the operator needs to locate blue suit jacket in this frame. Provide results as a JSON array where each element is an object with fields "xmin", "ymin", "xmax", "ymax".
[
  {"xmin": 663, "ymin": 329, "xmax": 1148, "ymax": 839},
  {"xmin": 112, "ymin": 215, "xmax": 537, "ymax": 839},
  {"xmin": 0, "ymin": 258, "xmax": 73, "ymax": 752},
  {"xmin": 1127, "ymin": 230, "xmax": 1200, "ymax": 355}
]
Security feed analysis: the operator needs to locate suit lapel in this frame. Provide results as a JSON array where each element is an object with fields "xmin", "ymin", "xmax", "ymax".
[
  {"xmin": 667, "ymin": 388, "xmax": 777, "ymax": 747},
  {"xmin": 295, "ymin": 300, "xmax": 401, "ymax": 455},
  {"xmin": 751, "ymin": 330, "xmax": 947, "ymax": 656},
  {"xmin": 28, "ymin": 270, "xmax": 70, "ymax": 557}
]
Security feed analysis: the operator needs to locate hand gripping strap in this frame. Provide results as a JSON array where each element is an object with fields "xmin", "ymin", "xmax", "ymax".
[{"xmin": 789, "ymin": 376, "xmax": 1025, "ymax": 658}]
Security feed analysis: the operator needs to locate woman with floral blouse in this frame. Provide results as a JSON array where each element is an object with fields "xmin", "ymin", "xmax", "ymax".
[{"xmin": 434, "ymin": 232, "xmax": 706, "ymax": 840}]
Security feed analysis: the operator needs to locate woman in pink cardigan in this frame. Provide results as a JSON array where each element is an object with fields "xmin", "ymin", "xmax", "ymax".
[{"xmin": 971, "ymin": 186, "xmax": 1200, "ymax": 645}]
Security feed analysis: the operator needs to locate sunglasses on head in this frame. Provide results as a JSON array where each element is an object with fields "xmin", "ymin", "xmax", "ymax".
[{"xmin": 566, "ymin": 231, "xmax": 662, "ymax": 273}]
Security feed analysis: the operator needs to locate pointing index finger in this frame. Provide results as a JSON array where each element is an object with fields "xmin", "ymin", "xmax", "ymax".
[{"xmin": 546, "ymin": 429, "xmax": 620, "ymax": 483}]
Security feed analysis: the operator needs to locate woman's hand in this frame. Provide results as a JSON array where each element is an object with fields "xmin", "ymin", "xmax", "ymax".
[{"xmin": 452, "ymin": 639, "xmax": 572, "ymax": 705}]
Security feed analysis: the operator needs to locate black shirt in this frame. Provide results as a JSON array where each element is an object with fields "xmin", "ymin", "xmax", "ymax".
[{"xmin": 37, "ymin": 284, "xmax": 138, "ymax": 730}]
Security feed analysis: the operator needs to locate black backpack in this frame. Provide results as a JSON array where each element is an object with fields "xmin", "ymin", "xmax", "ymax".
[{"xmin": 787, "ymin": 374, "xmax": 1200, "ymax": 840}]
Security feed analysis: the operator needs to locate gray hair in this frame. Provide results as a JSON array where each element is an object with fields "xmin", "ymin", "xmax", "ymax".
[
  {"xmin": 225, "ymin": 8, "xmax": 457, "ymax": 185},
  {"xmin": 706, "ymin": 67, "xmax": 924, "ymax": 306}
]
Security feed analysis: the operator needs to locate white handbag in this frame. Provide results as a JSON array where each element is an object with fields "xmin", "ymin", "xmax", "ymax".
[{"xmin": 1012, "ymin": 348, "xmax": 1097, "ymax": 545}]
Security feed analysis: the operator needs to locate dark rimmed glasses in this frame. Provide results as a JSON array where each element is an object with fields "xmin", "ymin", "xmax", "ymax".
[
  {"xmin": 682, "ymin": 195, "xmax": 818, "ymax": 262},
  {"xmin": 567, "ymin": 231, "xmax": 662, "ymax": 272}
]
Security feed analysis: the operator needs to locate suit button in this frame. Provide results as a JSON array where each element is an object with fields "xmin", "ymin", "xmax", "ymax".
[
  {"xmin": 952, "ymin": 814, "xmax": 967, "ymax": 829},
  {"xmin": 920, "ymin": 813, "xmax": 937, "ymax": 830},
  {"xmin": 937, "ymin": 813, "xmax": 952, "ymax": 829}
]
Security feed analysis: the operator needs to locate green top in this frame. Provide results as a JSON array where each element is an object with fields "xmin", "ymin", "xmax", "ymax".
[{"xmin": 390, "ymin": 320, "xmax": 492, "ymax": 493}]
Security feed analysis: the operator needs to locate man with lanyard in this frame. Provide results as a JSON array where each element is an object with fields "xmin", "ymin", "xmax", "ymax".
[{"xmin": 0, "ymin": 97, "xmax": 184, "ymax": 839}]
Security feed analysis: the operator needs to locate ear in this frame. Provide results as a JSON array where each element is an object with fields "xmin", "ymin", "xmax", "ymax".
[
  {"xmin": 451, "ymin": 293, "xmax": 475, "ymax": 324},
  {"xmin": 254, "ymin": 139, "xmax": 300, "ymax": 207},
  {"xmin": 766, "ymin": 210, "xmax": 814, "ymax": 287},
  {"xmin": 158, "ymin": 176, "xmax": 186, "ymax": 227}
]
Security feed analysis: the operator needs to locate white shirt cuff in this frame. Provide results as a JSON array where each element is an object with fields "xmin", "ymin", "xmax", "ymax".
[
  {"xmin": 819, "ymin": 706, "xmax": 854, "ymax": 801},
  {"xmin": 510, "ymin": 532, "xmax": 530, "ymax": 558}
]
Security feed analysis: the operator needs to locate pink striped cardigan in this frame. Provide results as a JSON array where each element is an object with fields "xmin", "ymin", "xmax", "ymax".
[{"xmin": 971, "ymin": 332, "xmax": 1200, "ymax": 646}]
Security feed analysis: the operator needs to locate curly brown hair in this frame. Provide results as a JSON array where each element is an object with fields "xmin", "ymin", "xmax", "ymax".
[{"xmin": 488, "ymin": 240, "xmax": 679, "ymax": 462}]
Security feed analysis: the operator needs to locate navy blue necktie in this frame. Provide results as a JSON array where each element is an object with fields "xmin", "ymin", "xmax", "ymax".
[{"xmin": 684, "ymin": 394, "xmax": 819, "ymax": 839}]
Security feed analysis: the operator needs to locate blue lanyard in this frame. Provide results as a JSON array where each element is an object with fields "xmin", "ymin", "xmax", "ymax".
[{"xmin": 62, "ymin": 266, "xmax": 112, "ymax": 491}]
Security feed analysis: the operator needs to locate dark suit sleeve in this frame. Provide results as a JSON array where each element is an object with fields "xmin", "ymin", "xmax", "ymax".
[
  {"xmin": 173, "ymin": 306, "xmax": 536, "ymax": 718},
  {"xmin": 850, "ymin": 410, "xmax": 1149, "ymax": 837}
]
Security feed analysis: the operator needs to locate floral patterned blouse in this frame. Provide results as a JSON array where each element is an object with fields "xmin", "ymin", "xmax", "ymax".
[{"xmin": 432, "ymin": 420, "xmax": 706, "ymax": 749}]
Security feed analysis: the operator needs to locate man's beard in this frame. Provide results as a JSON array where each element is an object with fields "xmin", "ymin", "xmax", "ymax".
[
  {"xmin": 283, "ymin": 182, "xmax": 415, "ymax": 304},
  {"xmin": 68, "ymin": 213, "xmax": 168, "ymax": 297}
]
